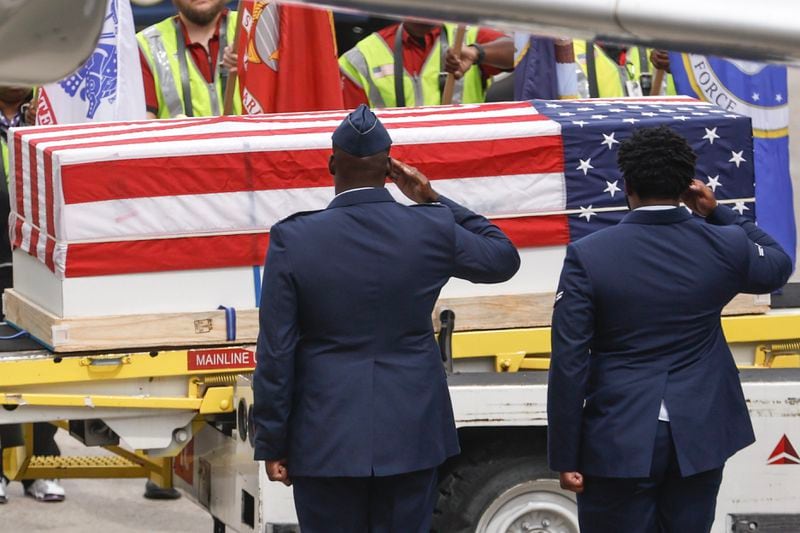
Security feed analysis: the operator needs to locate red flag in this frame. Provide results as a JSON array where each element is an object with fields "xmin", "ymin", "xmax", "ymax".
[{"xmin": 237, "ymin": 2, "xmax": 344, "ymax": 114}]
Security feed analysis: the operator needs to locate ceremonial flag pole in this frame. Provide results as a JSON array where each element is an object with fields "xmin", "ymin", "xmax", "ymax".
[
  {"xmin": 223, "ymin": 1, "xmax": 245, "ymax": 115},
  {"xmin": 442, "ymin": 25, "xmax": 466, "ymax": 105}
]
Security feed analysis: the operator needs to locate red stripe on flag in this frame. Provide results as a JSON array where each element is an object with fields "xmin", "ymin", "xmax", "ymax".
[
  {"xmin": 29, "ymin": 224, "xmax": 39, "ymax": 259},
  {"xmin": 28, "ymin": 140, "xmax": 38, "ymax": 229},
  {"xmin": 45, "ymin": 236, "xmax": 56, "ymax": 272},
  {"xmin": 44, "ymin": 151, "xmax": 55, "ymax": 244},
  {"xmin": 61, "ymin": 135, "xmax": 563, "ymax": 204},
  {"xmin": 11, "ymin": 218, "xmax": 23, "ymax": 250},
  {"xmin": 495, "ymin": 215, "xmax": 570, "ymax": 247},
  {"xmin": 65, "ymin": 233, "xmax": 271, "ymax": 277},
  {"xmin": 62, "ymin": 214, "xmax": 567, "ymax": 277}
]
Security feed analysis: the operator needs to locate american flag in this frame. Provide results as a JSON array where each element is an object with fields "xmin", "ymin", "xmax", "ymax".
[
  {"xmin": 9, "ymin": 98, "xmax": 754, "ymax": 278},
  {"xmin": 540, "ymin": 97, "xmax": 755, "ymax": 241}
]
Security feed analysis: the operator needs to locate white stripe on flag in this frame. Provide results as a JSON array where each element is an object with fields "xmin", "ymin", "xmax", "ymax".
[
  {"xmin": 19, "ymin": 218, "xmax": 31, "ymax": 252},
  {"xmin": 53, "ymin": 120, "xmax": 560, "ymax": 165},
  {"xmin": 31, "ymin": 105, "xmax": 546, "ymax": 156},
  {"xmin": 60, "ymin": 173, "xmax": 566, "ymax": 242}
]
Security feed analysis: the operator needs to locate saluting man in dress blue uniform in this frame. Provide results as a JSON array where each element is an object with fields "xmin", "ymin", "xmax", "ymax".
[
  {"xmin": 253, "ymin": 104, "xmax": 520, "ymax": 532},
  {"xmin": 547, "ymin": 126, "xmax": 792, "ymax": 533}
]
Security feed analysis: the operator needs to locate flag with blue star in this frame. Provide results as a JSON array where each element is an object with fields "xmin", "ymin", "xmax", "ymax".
[
  {"xmin": 668, "ymin": 54, "xmax": 795, "ymax": 266},
  {"xmin": 534, "ymin": 97, "xmax": 756, "ymax": 242}
]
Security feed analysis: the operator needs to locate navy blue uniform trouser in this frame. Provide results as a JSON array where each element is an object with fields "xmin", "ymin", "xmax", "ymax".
[
  {"xmin": 578, "ymin": 421, "xmax": 724, "ymax": 533},
  {"xmin": 292, "ymin": 467, "xmax": 438, "ymax": 533}
]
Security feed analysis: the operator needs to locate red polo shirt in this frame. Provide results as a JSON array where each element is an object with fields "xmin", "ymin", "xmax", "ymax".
[
  {"xmin": 140, "ymin": 10, "xmax": 228, "ymax": 115},
  {"xmin": 342, "ymin": 24, "xmax": 509, "ymax": 108}
]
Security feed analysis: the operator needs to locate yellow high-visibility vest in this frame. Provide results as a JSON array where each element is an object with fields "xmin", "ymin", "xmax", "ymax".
[
  {"xmin": 137, "ymin": 13, "xmax": 242, "ymax": 118},
  {"xmin": 339, "ymin": 24, "xmax": 486, "ymax": 108},
  {"xmin": 573, "ymin": 41, "xmax": 677, "ymax": 98}
]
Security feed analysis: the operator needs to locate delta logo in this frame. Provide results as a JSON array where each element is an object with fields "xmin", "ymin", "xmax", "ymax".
[{"xmin": 766, "ymin": 434, "xmax": 800, "ymax": 465}]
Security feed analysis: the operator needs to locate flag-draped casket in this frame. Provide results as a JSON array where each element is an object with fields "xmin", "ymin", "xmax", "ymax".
[{"xmin": 9, "ymin": 98, "xmax": 755, "ymax": 319}]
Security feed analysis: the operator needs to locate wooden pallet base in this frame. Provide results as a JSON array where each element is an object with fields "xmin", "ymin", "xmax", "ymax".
[
  {"xmin": 3, "ymin": 289, "xmax": 769, "ymax": 353},
  {"xmin": 3, "ymin": 289, "xmax": 259, "ymax": 353}
]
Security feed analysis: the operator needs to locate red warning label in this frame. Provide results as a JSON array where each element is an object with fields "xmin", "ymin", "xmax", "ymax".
[
  {"xmin": 174, "ymin": 439, "xmax": 194, "ymax": 484},
  {"xmin": 767, "ymin": 434, "xmax": 800, "ymax": 465},
  {"xmin": 188, "ymin": 348, "xmax": 256, "ymax": 371}
]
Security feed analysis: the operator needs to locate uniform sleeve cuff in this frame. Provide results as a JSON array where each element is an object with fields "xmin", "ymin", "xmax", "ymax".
[
  {"xmin": 706, "ymin": 204, "xmax": 738, "ymax": 226},
  {"xmin": 254, "ymin": 442, "xmax": 285, "ymax": 462}
]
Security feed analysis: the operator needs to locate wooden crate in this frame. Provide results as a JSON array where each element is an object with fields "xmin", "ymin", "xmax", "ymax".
[
  {"xmin": 3, "ymin": 289, "xmax": 259, "ymax": 353},
  {"xmin": 4, "ymin": 288, "xmax": 770, "ymax": 353}
]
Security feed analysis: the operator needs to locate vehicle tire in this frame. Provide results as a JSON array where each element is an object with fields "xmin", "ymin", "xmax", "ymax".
[{"xmin": 433, "ymin": 444, "xmax": 578, "ymax": 533}]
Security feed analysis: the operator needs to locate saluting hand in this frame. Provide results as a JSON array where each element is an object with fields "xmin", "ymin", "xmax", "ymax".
[
  {"xmin": 389, "ymin": 159, "xmax": 440, "ymax": 204},
  {"xmin": 265, "ymin": 459, "xmax": 292, "ymax": 486},
  {"xmin": 681, "ymin": 179, "xmax": 718, "ymax": 217}
]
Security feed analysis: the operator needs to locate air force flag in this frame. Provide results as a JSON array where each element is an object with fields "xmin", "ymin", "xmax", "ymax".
[
  {"xmin": 670, "ymin": 53, "xmax": 796, "ymax": 267},
  {"xmin": 37, "ymin": 0, "xmax": 145, "ymax": 124}
]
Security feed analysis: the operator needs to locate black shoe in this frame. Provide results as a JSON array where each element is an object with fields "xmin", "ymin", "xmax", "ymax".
[{"xmin": 143, "ymin": 480, "xmax": 181, "ymax": 500}]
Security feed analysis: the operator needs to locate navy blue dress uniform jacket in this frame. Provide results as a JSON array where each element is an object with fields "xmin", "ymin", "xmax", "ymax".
[
  {"xmin": 254, "ymin": 188, "xmax": 520, "ymax": 477},
  {"xmin": 548, "ymin": 205, "xmax": 792, "ymax": 478}
]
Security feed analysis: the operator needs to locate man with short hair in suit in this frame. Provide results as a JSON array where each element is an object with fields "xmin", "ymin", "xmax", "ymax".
[
  {"xmin": 253, "ymin": 104, "xmax": 520, "ymax": 532},
  {"xmin": 547, "ymin": 126, "xmax": 792, "ymax": 532}
]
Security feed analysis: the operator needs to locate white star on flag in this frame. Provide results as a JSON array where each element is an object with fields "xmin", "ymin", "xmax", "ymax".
[
  {"xmin": 579, "ymin": 205, "xmax": 597, "ymax": 221},
  {"xmin": 601, "ymin": 132, "xmax": 620, "ymax": 149},
  {"xmin": 776, "ymin": 93, "xmax": 784, "ymax": 103},
  {"xmin": 591, "ymin": 114, "xmax": 608, "ymax": 120},
  {"xmin": 703, "ymin": 127, "xmax": 720, "ymax": 144},
  {"xmin": 623, "ymin": 118, "xmax": 639, "ymax": 124},
  {"xmin": 577, "ymin": 158, "xmax": 594, "ymax": 175},
  {"xmin": 752, "ymin": 93, "xmax": 760, "ymax": 101},
  {"xmin": 673, "ymin": 116, "xmax": 690, "ymax": 121},
  {"xmin": 724, "ymin": 114, "xmax": 740, "ymax": 119},
  {"xmin": 706, "ymin": 175, "xmax": 722, "ymax": 192},
  {"xmin": 545, "ymin": 102, "xmax": 562, "ymax": 108},
  {"xmin": 729, "ymin": 150, "xmax": 746, "ymax": 168},
  {"xmin": 593, "ymin": 102, "xmax": 612, "ymax": 106},
  {"xmin": 641, "ymin": 112, "xmax": 658, "ymax": 117},
  {"xmin": 733, "ymin": 201, "xmax": 750, "ymax": 214},
  {"xmin": 604, "ymin": 180, "xmax": 621, "ymax": 197},
  {"xmin": 573, "ymin": 120, "xmax": 589, "ymax": 128},
  {"xmin": 692, "ymin": 112, "xmax": 709, "ymax": 116},
  {"xmin": 626, "ymin": 105, "xmax": 643, "ymax": 109},
  {"xmin": 609, "ymin": 108, "xmax": 625, "ymax": 113},
  {"xmin": 659, "ymin": 108, "xmax": 675, "ymax": 113},
  {"xmin": 559, "ymin": 112, "xmax": 576, "ymax": 117},
  {"xmin": 577, "ymin": 107, "xmax": 593, "ymax": 111}
]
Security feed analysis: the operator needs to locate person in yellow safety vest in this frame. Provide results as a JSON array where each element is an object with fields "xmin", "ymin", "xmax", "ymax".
[
  {"xmin": 137, "ymin": 0, "xmax": 241, "ymax": 119},
  {"xmin": 339, "ymin": 21, "xmax": 515, "ymax": 108},
  {"xmin": 573, "ymin": 41, "xmax": 677, "ymax": 98},
  {"xmin": 0, "ymin": 86, "xmax": 67, "ymax": 505}
]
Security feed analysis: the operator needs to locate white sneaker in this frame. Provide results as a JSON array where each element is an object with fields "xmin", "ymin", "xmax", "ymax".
[
  {"xmin": 25, "ymin": 479, "xmax": 65, "ymax": 502},
  {"xmin": 0, "ymin": 477, "xmax": 7, "ymax": 504}
]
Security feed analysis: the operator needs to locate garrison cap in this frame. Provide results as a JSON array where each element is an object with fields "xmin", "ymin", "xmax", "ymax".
[{"xmin": 332, "ymin": 104, "xmax": 392, "ymax": 157}]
